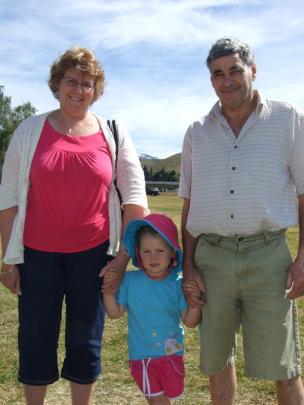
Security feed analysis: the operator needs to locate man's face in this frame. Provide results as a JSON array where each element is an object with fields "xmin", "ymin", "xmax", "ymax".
[{"xmin": 209, "ymin": 53, "xmax": 256, "ymax": 110}]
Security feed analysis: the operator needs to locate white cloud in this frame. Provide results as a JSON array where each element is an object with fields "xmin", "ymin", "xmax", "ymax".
[{"xmin": 1, "ymin": 0, "xmax": 303, "ymax": 157}]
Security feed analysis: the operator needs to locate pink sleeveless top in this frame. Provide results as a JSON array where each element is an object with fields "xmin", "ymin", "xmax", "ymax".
[{"xmin": 23, "ymin": 120, "xmax": 112, "ymax": 252}]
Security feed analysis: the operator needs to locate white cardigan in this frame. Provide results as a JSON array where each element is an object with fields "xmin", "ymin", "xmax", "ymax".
[{"xmin": 0, "ymin": 111, "xmax": 148, "ymax": 264}]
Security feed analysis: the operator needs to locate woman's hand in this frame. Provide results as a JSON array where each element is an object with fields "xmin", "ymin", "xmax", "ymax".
[
  {"xmin": 102, "ymin": 267, "xmax": 120, "ymax": 295},
  {"xmin": 0, "ymin": 207, "xmax": 19, "ymax": 294},
  {"xmin": 0, "ymin": 264, "xmax": 22, "ymax": 295},
  {"xmin": 100, "ymin": 252, "xmax": 129, "ymax": 294},
  {"xmin": 100, "ymin": 204, "xmax": 145, "ymax": 294}
]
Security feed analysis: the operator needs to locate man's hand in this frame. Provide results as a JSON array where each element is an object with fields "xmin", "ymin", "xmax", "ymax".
[
  {"xmin": 183, "ymin": 259, "xmax": 206, "ymax": 307},
  {"xmin": 0, "ymin": 264, "xmax": 21, "ymax": 295},
  {"xmin": 286, "ymin": 258, "xmax": 304, "ymax": 299},
  {"xmin": 183, "ymin": 280, "xmax": 204, "ymax": 309}
]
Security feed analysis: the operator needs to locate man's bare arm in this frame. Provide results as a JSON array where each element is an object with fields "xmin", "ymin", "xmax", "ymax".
[
  {"xmin": 181, "ymin": 198, "xmax": 206, "ymax": 304},
  {"xmin": 286, "ymin": 193, "xmax": 304, "ymax": 299}
]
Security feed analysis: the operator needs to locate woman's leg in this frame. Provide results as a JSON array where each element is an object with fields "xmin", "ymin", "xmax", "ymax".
[
  {"xmin": 23, "ymin": 384, "xmax": 47, "ymax": 405},
  {"xmin": 61, "ymin": 242, "xmax": 109, "ymax": 386},
  {"xmin": 18, "ymin": 248, "xmax": 65, "ymax": 396},
  {"xmin": 70, "ymin": 382, "xmax": 96, "ymax": 405}
]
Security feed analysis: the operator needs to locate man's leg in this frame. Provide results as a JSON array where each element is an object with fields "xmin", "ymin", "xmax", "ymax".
[
  {"xmin": 209, "ymin": 364, "xmax": 237, "ymax": 405},
  {"xmin": 23, "ymin": 385, "xmax": 47, "ymax": 405},
  {"xmin": 195, "ymin": 235, "xmax": 240, "ymax": 405},
  {"xmin": 241, "ymin": 233, "xmax": 302, "ymax": 396},
  {"xmin": 70, "ymin": 382, "xmax": 96, "ymax": 405},
  {"xmin": 276, "ymin": 376, "xmax": 304, "ymax": 405}
]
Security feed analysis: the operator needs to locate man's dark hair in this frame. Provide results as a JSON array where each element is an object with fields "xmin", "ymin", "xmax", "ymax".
[{"xmin": 206, "ymin": 37, "xmax": 255, "ymax": 68}]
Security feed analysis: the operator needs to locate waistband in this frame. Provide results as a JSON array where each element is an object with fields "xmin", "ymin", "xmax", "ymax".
[
  {"xmin": 130, "ymin": 354, "xmax": 184, "ymax": 364},
  {"xmin": 201, "ymin": 229, "xmax": 286, "ymax": 244}
]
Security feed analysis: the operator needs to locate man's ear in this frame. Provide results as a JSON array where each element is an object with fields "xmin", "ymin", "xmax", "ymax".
[{"xmin": 251, "ymin": 63, "xmax": 257, "ymax": 81}]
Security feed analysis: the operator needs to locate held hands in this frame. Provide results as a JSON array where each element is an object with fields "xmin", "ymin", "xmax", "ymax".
[
  {"xmin": 0, "ymin": 264, "xmax": 22, "ymax": 295},
  {"xmin": 183, "ymin": 280, "xmax": 204, "ymax": 309},
  {"xmin": 183, "ymin": 259, "xmax": 206, "ymax": 308},
  {"xmin": 102, "ymin": 267, "xmax": 120, "ymax": 295},
  {"xmin": 286, "ymin": 257, "xmax": 304, "ymax": 300},
  {"xmin": 100, "ymin": 252, "xmax": 129, "ymax": 295}
]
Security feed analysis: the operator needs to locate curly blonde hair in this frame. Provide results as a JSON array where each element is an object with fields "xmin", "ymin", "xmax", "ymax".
[{"xmin": 48, "ymin": 46, "xmax": 105, "ymax": 103}]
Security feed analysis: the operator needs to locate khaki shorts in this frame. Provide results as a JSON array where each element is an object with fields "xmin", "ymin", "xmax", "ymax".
[{"xmin": 195, "ymin": 230, "xmax": 301, "ymax": 380}]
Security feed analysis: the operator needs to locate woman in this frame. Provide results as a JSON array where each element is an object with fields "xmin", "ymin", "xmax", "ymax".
[{"xmin": 0, "ymin": 47, "xmax": 148, "ymax": 405}]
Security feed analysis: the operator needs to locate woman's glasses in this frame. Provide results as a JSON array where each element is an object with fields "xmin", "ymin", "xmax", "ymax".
[{"xmin": 62, "ymin": 77, "xmax": 94, "ymax": 93}]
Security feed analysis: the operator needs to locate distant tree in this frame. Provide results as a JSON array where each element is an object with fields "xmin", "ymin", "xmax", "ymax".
[
  {"xmin": 142, "ymin": 164, "xmax": 180, "ymax": 183},
  {"xmin": 152, "ymin": 171, "xmax": 160, "ymax": 181},
  {"xmin": 168, "ymin": 169, "xmax": 179, "ymax": 181},
  {"xmin": 150, "ymin": 167, "xmax": 180, "ymax": 182},
  {"xmin": 143, "ymin": 164, "xmax": 151, "ymax": 181},
  {"xmin": 159, "ymin": 167, "xmax": 166, "ymax": 180},
  {"xmin": 151, "ymin": 167, "xmax": 163, "ymax": 181},
  {"xmin": 0, "ymin": 85, "xmax": 36, "ymax": 177}
]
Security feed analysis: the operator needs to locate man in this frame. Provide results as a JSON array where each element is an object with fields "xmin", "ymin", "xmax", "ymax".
[{"xmin": 179, "ymin": 37, "xmax": 304, "ymax": 405}]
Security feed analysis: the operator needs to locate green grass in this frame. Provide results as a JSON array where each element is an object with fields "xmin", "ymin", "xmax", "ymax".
[{"xmin": 0, "ymin": 192, "xmax": 303, "ymax": 404}]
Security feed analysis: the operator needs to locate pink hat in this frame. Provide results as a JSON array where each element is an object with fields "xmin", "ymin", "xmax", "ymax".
[{"xmin": 123, "ymin": 213, "xmax": 182, "ymax": 268}]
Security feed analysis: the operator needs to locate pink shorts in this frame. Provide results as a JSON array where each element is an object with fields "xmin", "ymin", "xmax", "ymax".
[{"xmin": 129, "ymin": 355, "xmax": 185, "ymax": 399}]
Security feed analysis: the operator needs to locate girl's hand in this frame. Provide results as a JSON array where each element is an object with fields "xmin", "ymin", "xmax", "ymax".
[
  {"xmin": 182, "ymin": 261, "xmax": 206, "ymax": 307},
  {"xmin": 100, "ymin": 253, "xmax": 129, "ymax": 294},
  {"xmin": 184, "ymin": 280, "xmax": 202, "ymax": 297},
  {"xmin": 102, "ymin": 267, "xmax": 120, "ymax": 295},
  {"xmin": 183, "ymin": 280, "xmax": 204, "ymax": 309}
]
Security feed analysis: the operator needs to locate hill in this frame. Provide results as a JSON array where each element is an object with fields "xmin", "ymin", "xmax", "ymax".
[{"xmin": 140, "ymin": 152, "xmax": 181, "ymax": 174}]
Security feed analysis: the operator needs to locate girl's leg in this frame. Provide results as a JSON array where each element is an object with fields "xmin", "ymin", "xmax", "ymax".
[
  {"xmin": 147, "ymin": 394, "xmax": 171, "ymax": 404},
  {"xmin": 70, "ymin": 382, "xmax": 96, "ymax": 405},
  {"xmin": 23, "ymin": 385, "xmax": 47, "ymax": 405}
]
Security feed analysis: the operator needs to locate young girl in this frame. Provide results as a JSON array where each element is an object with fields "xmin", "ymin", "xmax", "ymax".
[{"xmin": 103, "ymin": 213, "xmax": 202, "ymax": 404}]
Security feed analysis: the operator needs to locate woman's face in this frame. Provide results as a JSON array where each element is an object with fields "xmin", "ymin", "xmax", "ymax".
[{"xmin": 58, "ymin": 68, "xmax": 95, "ymax": 118}]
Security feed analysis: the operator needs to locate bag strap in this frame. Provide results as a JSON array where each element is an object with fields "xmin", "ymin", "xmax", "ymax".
[
  {"xmin": 107, "ymin": 119, "xmax": 119, "ymax": 172},
  {"xmin": 107, "ymin": 119, "xmax": 122, "ymax": 203}
]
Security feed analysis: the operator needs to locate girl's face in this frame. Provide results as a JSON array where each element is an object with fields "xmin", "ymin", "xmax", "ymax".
[{"xmin": 138, "ymin": 232, "xmax": 175, "ymax": 279}]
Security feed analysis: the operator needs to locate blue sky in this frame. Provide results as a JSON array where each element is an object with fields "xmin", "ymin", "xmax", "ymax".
[{"xmin": 1, "ymin": 0, "xmax": 303, "ymax": 158}]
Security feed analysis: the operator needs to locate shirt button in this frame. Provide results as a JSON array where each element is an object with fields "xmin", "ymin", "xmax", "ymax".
[
  {"xmin": 234, "ymin": 145, "xmax": 237, "ymax": 149},
  {"xmin": 232, "ymin": 166, "xmax": 236, "ymax": 170},
  {"xmin": 230, "ymin": 214, "xmax": 234, "ymax": 218},
  {"xmin": 230, "ymin": 190, "xmax": 234, "ymax": 194}
]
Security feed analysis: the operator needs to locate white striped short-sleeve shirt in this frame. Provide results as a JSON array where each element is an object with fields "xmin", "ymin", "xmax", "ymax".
[{"xmin": 179, "ymin": 93, "xmax": 304, "ymax": 237}]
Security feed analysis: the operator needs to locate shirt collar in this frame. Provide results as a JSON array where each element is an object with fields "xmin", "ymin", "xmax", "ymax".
[{"xmin": 207, "ymin": 90, "xmax": 270, "ymax": 121}]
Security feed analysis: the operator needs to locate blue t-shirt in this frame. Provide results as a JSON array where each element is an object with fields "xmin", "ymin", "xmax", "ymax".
[{"xmin": 117, "ymin": 267, "xmax": 188, "ymax": 360}]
